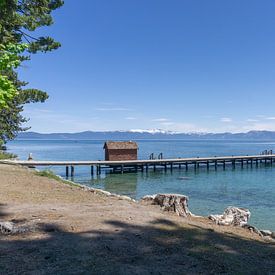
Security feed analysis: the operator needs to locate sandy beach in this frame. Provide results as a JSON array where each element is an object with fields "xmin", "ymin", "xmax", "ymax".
[{"xmin": 0, "ymin": 164, "xmax": 274, "ymax": 274}]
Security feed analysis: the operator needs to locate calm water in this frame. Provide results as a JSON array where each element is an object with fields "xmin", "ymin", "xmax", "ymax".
[{"xmin": 7, "ymin": 139, "xmax": 275, "ymax": 231}]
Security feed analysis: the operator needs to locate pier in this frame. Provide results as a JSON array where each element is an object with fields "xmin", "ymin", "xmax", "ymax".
[{"xmin": 1, "ymin": 154, "xmax": 275, "ymax": 177}]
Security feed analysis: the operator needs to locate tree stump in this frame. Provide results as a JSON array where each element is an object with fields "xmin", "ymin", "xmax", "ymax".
[
  {"xmin": 141, "ymin": 194, "xmax": 192, "ymax": 217},
  {"xmin": 209, "ymin": 206, "xmax": 251, "ymax": 227}
]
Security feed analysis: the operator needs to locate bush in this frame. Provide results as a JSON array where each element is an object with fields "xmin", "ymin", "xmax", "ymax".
[{"xmin": 0, "ymin": 151, "xmax": 17, "ymax": 160}]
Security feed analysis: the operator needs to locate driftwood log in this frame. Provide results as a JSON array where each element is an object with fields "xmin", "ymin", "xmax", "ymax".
[
  {"xmin": 209, "ymin": 206, "xmax": 251, "ymax": 227},
  {"xmin": 141, "ymin": 194, "xmax": 192, "ymax": 217}
]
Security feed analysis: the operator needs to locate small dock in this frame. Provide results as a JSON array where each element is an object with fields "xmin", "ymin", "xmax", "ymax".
[{"xmin": 1, "ymin": 154, "xmax": 275, "ymax": 177}]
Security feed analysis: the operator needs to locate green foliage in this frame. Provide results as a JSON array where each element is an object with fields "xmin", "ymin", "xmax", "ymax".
[
  {"xmin": 0, "ymin": 43, "xmax": 28, "ymax": 108},
  {"xmin": 0, "ymin": 0, "xmax": 63, "ymax": 144},
  {"xmin": 0, "ymin": 151, "xmax": 17, "ymax": 160},
  {"xmin": 34, "ymin": 169, "xmax": 79, "ymax": 187}
]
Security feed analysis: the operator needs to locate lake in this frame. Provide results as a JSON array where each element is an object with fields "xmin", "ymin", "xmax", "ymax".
[{"xmin": 7, "ymin": 139, "xmax": 275, "ymax": 231}]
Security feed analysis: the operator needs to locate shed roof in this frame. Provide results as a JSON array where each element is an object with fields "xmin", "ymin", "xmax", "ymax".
[{"xmin": 104, "ymin": 141, "xmax": 138, "ymax": 150}]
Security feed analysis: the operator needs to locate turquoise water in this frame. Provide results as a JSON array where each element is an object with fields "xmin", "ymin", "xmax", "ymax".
[{"xmin": 7, "ymin": 139, "xmax": 275, "ymax": 231}]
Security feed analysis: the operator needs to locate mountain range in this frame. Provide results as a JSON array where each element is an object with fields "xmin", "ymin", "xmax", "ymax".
[{"xmin": 16, "ymin": 130, "xmax": 275, "ymax": 140}]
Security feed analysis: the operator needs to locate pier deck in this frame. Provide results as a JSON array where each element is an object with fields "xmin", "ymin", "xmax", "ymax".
[{"xmin": 1, "ymin": 154, "xmax": 275, "ymax": 177}]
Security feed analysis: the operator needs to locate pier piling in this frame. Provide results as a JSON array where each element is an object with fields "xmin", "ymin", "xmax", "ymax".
[
  {"xmin": 91, "ymin": 166, "xmax": 94, "ymax": 176},
  {"xmin": 70, "ymin": 166, "xmax": 74, "ymax": 177},
  {"xmin": 66, "ymin": 166, "xmax": 69, "ymax": 177}
]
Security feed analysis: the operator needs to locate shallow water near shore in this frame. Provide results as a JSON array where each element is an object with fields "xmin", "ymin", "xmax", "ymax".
[{"xmin": 7, "ymin": 139, "xmax": 275, "ymax": 231}]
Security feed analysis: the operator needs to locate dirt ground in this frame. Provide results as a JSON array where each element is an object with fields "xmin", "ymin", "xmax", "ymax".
[{"xmin": 0, "ymin": 164, "xmax": 274, "ymax": 274}]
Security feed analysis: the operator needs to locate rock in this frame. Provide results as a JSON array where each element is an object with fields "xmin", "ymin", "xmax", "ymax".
[
  {"xmin": 260, "ymin": 230, "xmax": 272, "ymax": 237},
  {"xmin": 141, "ymin": 194, "xmax": 156, "ymax": 202},
  {"xmin": 141, "ymin": 193, "xmax": 192, "ymax": 217},
  {"xmin": 209, "ymin": 206, "xmax": 251, "ymax": 227},
  {"xmin": 0, "ymin": 222, "xmax": 14, "ymax": 234},
  {"xmin": 243, "ymin": 224, "xmax": 263, "ymax": 237}
]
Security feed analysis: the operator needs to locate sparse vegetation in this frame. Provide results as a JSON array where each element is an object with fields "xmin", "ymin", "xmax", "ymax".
[
  {"xmin": 34, "ymin": 170, "xmax": 79, "ymax": 187},
  {"xmin": 0, "ymin": 151, "xmax": 16, "ymax": 160}
]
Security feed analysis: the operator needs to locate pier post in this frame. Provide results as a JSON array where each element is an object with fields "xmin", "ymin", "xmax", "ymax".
[
  {"xmin": 96, "ymin": 165, "xmax": 101, "ymax": 175},
  {"xmin": 251, "ymin": 159, "xmax": 253, "ymax": 168},
  {"xmin": 91, "ymin": 166, "xmax": 94, "ymax": 176},
  {"xmin": 271, "ymin": 158, "xmax": 273, "ymax": 165},
  {"xmin": 185, "ymin": 162, "xmax": 188, "ymax": 171},
  {"xmin": 223, "ymin": 161, "xmax": 226, "ymax": 170},
  {"xmin": 241, "ymin": 160, "xmax": 244, "ymax": 168},
  {"xmin": 121, "ymin": 165, "xmax": 124, "ymax": 174},
  {"xmin": 179, "ymin": 163, "xmax": 181, "ymax": 169},
  {"xmin": 207, "ymin": 161, "xmax": 209, "ymax": 170},
  {"xmin": 232, "ymin": 160, "xmax": 235, "ymax": 169},
  {"xmin": 71, "ymin": 166, "xmax": 74, "ymax": 177},
  {"xmin": 194, "ymin": 162, "xmax": 197, "ymax": 171},
  {"xmin": 164, "ymin": 163, "xmax": 167, "ymax": 172},
  {"xmin": 66, "ymin": 166, "xmax": 69, "ymax": 178},
  {"xmin": 170, "ymin": 163, "xmax": 173, "ymax": 172},
  {"xmin": 146, "ymin": 164, "xmax": 148, "ymax": 173},
  {"xmin": 154, "ymin": 164, "xmax": 156, "ymax": 172},
  {"xmin": 215, "ymin": 161, "xmax": 217, "ymax": 170}
]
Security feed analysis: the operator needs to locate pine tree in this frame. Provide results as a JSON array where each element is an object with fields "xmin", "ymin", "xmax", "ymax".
[{"xmin": 0, "ymin": 0, "xmax": 64, "ymax": 144}]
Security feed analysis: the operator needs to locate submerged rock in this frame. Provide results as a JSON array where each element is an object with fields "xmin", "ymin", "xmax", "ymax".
[
  {"xmin": 209, "ymin": 206, "xmax": 251, "ymax": 227},
  {"xmin": 141, "ymin": 193, "xmax": 192, "ymax": 217}
]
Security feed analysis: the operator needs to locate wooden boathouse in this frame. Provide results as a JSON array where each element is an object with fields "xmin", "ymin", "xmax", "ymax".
[{"xmin": 104, "ymin": 141, "xmax": 138, "ymax": 161}]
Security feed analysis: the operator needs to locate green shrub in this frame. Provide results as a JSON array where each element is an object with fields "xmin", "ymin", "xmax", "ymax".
[{"xmin": 0, "ymin": 151, "xmax": 17, "ymax": 160}]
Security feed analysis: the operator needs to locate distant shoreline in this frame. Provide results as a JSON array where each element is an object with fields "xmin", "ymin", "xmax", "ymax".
[{"xmin": 15, "ymin": 130, "xmax": 275, "ymax": 141}]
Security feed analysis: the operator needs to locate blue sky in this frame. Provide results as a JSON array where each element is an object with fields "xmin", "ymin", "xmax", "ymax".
[{"xmin": 19, "ymin": 0, "xmax": 275, "ymax": 133}]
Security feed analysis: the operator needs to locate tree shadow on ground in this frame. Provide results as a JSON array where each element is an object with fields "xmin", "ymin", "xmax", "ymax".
[
  {"xmin": 0, "ymin": 203, "xmax": 8, "ymax": 218},
  {"xmin": 0, "ymin": 217, "xmax": 274, "ymax": 274}
]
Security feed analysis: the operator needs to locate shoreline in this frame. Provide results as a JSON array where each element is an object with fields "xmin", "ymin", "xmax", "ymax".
[
  {"xmin": 0, "ymin": 164, "xmax": 274, "ymax": 273},
  {"xmin": 39, "ymin": 168, "xmax": 275, "ymax": 239}
]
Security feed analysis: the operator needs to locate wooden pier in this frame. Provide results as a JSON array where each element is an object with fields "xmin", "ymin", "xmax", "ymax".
[{"xmin": 1, "ymin": 154, "xmax": 275, "ymax": 177}]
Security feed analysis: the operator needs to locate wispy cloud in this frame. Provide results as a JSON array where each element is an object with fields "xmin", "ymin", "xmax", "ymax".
[
  {"xmin": 265, "ymin": 117, "xmax": 275, "ymax": 120},
  {"xmin": 246, "ymin": 119, "xmax": 259, "ymax": 122},
  {"xmin": 242, "ymin": 123, "xmax": 275, "ymax": 131},
  {"xmin": 220, "ymin": 117, "xmax": 232, "ymax": 123},
  {"xmin": 160, "ymin": 122, "xmax": 175, "ymax": 126},
  {"xmin": 152, "ymin": 118, "xmax": 170, "ymax": 122},
  {"xmin": 95, "ymin": 107, "xmax": 132, "ymax": 111},
  {"xmin": 125, "ymin": 117, "xmax": 136, "ymax": 120}
]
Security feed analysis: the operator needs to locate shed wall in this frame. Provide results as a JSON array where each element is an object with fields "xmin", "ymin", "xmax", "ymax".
[{"xmin": 105, "ymin": 149, "xmax": 137, "ymax": 161}]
